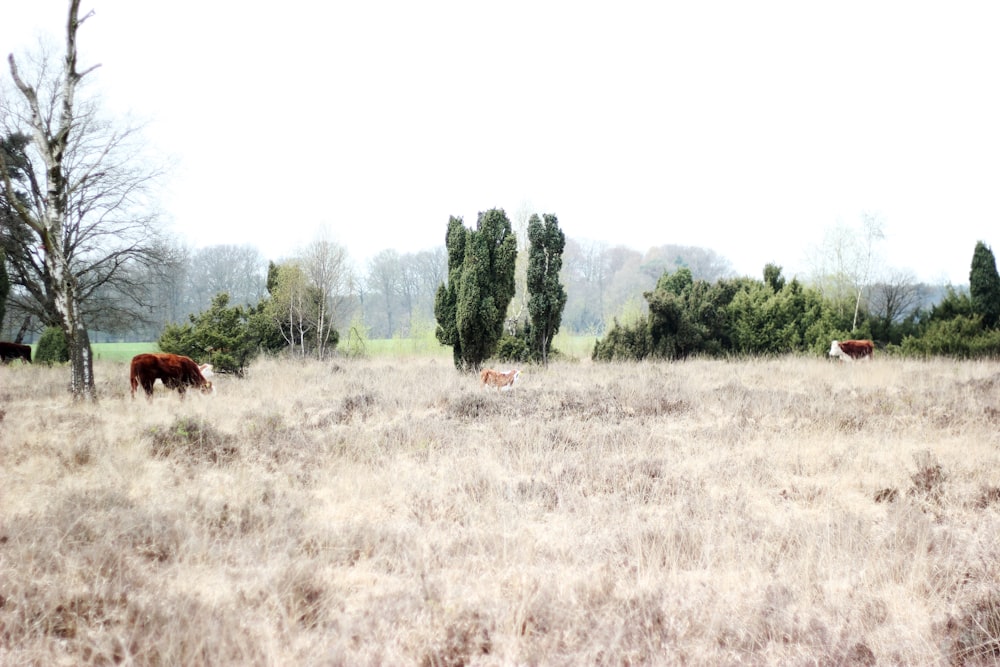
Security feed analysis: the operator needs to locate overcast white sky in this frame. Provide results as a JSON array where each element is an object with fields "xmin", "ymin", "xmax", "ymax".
[{"xmin": 3, "ymin": 2, "xmax": 999, "ymax": 284}]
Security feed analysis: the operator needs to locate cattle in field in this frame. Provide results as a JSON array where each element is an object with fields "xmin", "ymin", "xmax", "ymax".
[
  {"xmin": 829, "ymin": 339, "xmax": 874, "ymax": 361},
  {"xmin": 0, "ymin": 341, "xmax": 32, "ymax": 364},
  {"xmin": 130, "ymin": 353, "xmax": 214, "ymax": 399},
  {"xmin": 480, "ymin": 368, "xmax": 521, "ymax": 391}
]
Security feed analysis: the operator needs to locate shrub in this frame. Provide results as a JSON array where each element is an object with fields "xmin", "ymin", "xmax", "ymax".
[
  {"xmin": 35, "ymin": 326, "xmax": 69, "ymax": 365},
  {"xmin": 592, "ymin": 316, "xmax": 650, "ymax": 362},
  {"xmin": 160, "ymin": 293, "xmax": 260, "ymax": 376},
  {"xmin": 495, "ymin": 334, "xmax": 529, "ymax": 363},
  {"xmin": 148, "ymin": 417, "xmax": 237, "ymax": 464}
]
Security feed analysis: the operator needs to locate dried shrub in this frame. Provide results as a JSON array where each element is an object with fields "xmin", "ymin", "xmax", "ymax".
[
  {"xmin": 841, "ymin": 641, "xmax": 877, "ymax": 666},
  {"xmin": 874, "ymin": 488, "xmax": 899, "ymax": 503},
  {"xmin": 975, "ymin": 485, "xmax": 1000, "ymax": 509},
  {"xmin": 945, "ymin": 592, "xmax": 1000, "ymax": 665},
  {"xmin": 514, "ymin": 478, "xmax": 559, "ymax": 510},
  {"xmin": 909, "ymin": 450, "xmax": 948, "ymax": 502},
  {"xmin": 278, "ymin": 564, "xmax": 331, "ymax": 630},
  {"xmin": 337, "ymin": 392, "xmax": 377, "ymax": 423},
  {"xmin": 446, "ymin": 393, "xmax": 503, "ymax": 420},
  {"xmin": 419, "ymin": 609, "xmax": 493, "ymax": 667},
  {"xmin": 147, "ymin": 416, "xmax": 237, "ymax": 464}
]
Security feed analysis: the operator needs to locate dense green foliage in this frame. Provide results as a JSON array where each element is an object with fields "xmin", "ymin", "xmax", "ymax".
[
  {"xmin": 527, "ymin": 214, "xmax": 567, "ymax": 364},
  {"xmin": 434, "ymin": 217, "xmax": 466, "ymax": 368},
  {"xmin": 35, "ymin": 326, "xmax": 69, "ymax": 365},
  {"xmin": 594, "ymin": 265, "xmax": 848, "ymax": 361},
  {"xmin": 901, "ymin": 315, "xmax": 1000, "ymax": 358},
  {"xmin": 969, "ymin": 241, "xmax": 1000, "ymax": 328},
  {"xmin": 596, "ymin": 241, "xmax": 1000, "ymax": 362},
  {"xmin": 159, "ymin": 293, "xmax": 263, "ymax": 376},
  {"xmin": 495, "ymin": 331, "xmax": 529, "ymax": 363},
  {"xmin": 435, "ymin": 210, "xmax": 517, "ymax": 371}
]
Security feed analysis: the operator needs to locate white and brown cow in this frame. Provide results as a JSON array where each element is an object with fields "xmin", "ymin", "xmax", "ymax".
[
  {"xmin": 480, "ymin": 368, "xmax": 521, "ymax": 391},
  {"xmin": 829, "ymin": 339, "xmax": 874, "ymax": 362}
]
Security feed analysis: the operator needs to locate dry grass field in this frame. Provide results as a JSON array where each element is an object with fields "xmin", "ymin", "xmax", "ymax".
[{"xmin": 1, "ymin": 355, "xmax": 1000, "ymax": 665}]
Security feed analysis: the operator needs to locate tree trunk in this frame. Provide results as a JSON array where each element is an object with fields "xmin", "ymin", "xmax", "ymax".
[{"xmin": 50, "ymin": 250, "xmax": 96, "ymax": 400}]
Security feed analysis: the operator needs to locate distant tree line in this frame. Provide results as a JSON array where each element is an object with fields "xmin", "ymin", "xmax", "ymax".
[{"xmin": 0, "ymin": 224, "xmax": 1000, "ymax": 366}]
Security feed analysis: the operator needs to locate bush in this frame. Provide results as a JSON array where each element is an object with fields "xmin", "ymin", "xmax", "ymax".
[
  {"xmin": 901, "ymin": 315, "xmax": 1000, "ymax": 358},
  {"xmin": 592, "ymin": 316, "xmax": 651, "ymax": 362},
  {"xmin": 496, "ymin": 334, "xmax": 529, "ymax": 364},
  {"xmin": 159, "ymin": 293, "xmax": 260, "ymax": 376},
  {"xmin": 35, "ymin": 326, "xmax": 69, "ymax": 365}
]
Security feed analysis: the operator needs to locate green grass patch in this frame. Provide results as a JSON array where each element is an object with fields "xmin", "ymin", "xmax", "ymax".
[
  {"xmin": 551, "ymin": 333, "xmax": 597, "ymax": 360},
  {"xmin": 359, "ymin": 336, "xmax": 451, "ymax": 359},
  {"xmin": 84, "ymin": 335, "xmax": 595, "ymax": 363},
  {"xmin": 91, "ymin": 342, "xmax": 159, "ymax": 363}
]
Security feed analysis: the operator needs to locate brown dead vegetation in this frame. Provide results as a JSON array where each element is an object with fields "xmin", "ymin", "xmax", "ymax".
[{"xmin": 1, "ymin": 355, "xmax": 999, "ymax": 664}]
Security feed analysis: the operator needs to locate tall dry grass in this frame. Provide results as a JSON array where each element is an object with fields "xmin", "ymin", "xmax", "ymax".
[{"xmin": 1, "ymin": 355, "xmax": 999, "ymax": 665}]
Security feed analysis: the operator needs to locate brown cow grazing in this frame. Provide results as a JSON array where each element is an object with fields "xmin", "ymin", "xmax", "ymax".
[
  {"xmin": 130, "ymin": 353, "xmax": 214, "ymax": 399},
  {"xmin": 0, "ymin": 341, "xmax": 32, "ymax": 364},
  {"xmin": 480, "ymin": 368, "xmax": 521, "ymax": 391},
  {"xmin": 829, "ymin": 339, "xmax": 874, "ymax": 362}
]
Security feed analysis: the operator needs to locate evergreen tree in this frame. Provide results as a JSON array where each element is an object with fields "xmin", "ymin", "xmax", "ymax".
[
  {"xmin": 159, "ymin": 293, "xmax": 260, "ymax": 376},
  {"xmin": 969, "ymin": 241, "xmax": 1000, "ymax": 328},
  {"xmin": 435, "ymin": 210, "xmax": 517, "ymax": 370},
  {"xmin": 527, "ymin": 213, "xmax": 567, "ymax": 364},
  {"xmin": 763, "ymin": 263, "xmax": 785, "ymax": 292},
  {"xmin": 35, "ymin": 326, "xmax": 69, "ymax": 365},
  {"xmin": 434, "ymin": 216, "xmax": 467, "ymax": 368}
]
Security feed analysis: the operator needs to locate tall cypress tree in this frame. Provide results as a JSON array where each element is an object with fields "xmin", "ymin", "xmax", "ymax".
[
  {"xmin": 435, "ymin": 210, "xmax": 517, "ymax": 370},
  {"xmin": 969, "ymin": 240, "xmax": 1000, "ymax": 328},
  {"xmin": 434, "ymin": 216, "xmax": 467, "ymax": 369},
  {"xmin": 527, "ymin": 213, "xmax": 567, "ymax": 364}
]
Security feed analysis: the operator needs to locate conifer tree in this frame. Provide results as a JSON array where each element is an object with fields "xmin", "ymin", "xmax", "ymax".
[
  {"xmin": 527, "ymin": 213, "xmax": 567, "ymax": 364},
  {"xmin": 434, "ymin": 216, "xmax": 467, "ymax": 368},
  {"xmin": 435, "ymin": 210, "xmax": 517, "ymax": 370},
  {"xmin": 970, "ymin": 241, "xmax": 1000, "ymax": 328}
]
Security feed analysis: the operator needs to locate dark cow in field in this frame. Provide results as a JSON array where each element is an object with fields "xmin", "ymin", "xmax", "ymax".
[
  {"xmin": 829, "ymin": 339, "xmax": 874, "ymax": 362},
  {"xmin": 0, "ymin": 341, "xmax": 32, "ymax": 364},
  {"xmin": 130, "ymin": 353, "xmax": 214, "ymax": 399}
]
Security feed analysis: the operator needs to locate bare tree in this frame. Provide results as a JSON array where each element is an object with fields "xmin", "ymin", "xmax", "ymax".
[
  {"xmin": 563, "ymin": 239, "xmax": 613, "ymax": 335},
  {"xmin": 185, "ymin": 244, "xmax": 267, "ymax": 311},
  {"xmin": 300, "ymin": 231, "xmax": 351, "ymax": 360},
  {"xmin": 808, "ymin": 213, "xmax": 885, "ymax": 330},
  {"xmin": 1, "ymin": 2, "xmax": 166, "ymax": 397},
  {"xmin": 366, "ymin": 249, "xmax": 402, "ymax": 338},
  {"xmin": 267, "ymin": 261, "xmax": 313, "ymax": 354},
  {"xmin": 868, "ymin": 268, "xmax": 922, "ymax": 331},
  {"xmin": 639, "ymin": 244, "xmax": 734, "ymax": 283},
  {"xmin": 0, "ymin": 0, "xmax": 103, "ymax": 400},
  {"xmin": 508, "ymin": 202, "xmax": 533, "ymax": 329}
]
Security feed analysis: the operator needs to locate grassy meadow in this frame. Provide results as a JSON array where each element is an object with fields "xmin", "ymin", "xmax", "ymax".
[{"xmin": 1, "ymin": 353, "xmax": 999, "ymax": 665}]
